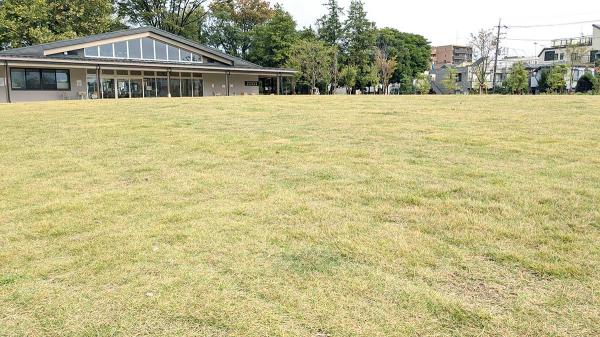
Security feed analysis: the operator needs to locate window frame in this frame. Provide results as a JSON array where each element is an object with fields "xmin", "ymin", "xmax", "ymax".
[
  {"xmin": 82, "ymin": 38, "xmax": 209, "ymax": 64},
  {"xmin": 10, "ymin": 68, "xmax": 71, "ymax": 91}
]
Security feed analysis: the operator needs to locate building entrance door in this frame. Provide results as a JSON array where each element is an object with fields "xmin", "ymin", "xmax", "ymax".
[
  {"xmin": 117, "ymin": 79, "xmax": 130, "ymax": 98},
  {"xmin": 130, "ymin": 79, "xmax": 143, "ymax": 98},
  {"xmin": 102, "ymin": 78, "xmax": 115, "ymax": 99}
]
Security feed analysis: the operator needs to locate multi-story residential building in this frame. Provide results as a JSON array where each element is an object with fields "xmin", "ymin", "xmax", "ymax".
[
  {"xmin": 538, "ymin": 25, "xmax": 600, "ymax": 66},
  {"xmin": 431, "ymin": 45, "xmax": 473, "ymax": 68}
]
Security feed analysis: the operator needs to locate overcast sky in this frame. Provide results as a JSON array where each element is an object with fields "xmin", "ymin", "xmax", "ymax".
[{"xmin": 271, "ymin": 0, "xmax": 600, "ymax": 57}]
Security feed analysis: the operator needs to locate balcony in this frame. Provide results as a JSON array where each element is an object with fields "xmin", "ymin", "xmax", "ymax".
[{"xmin": 552, "ymin": 36, "xmax": 593, "ymax": 48}]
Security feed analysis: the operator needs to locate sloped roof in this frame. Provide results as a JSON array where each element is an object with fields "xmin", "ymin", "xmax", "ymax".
[{"xmin": 0, "ymin": 27, "xmax": 261, "ymax": 69}]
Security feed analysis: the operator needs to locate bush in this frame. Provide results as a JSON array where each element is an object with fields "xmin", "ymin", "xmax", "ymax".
[{"xmin": 576, "ymin": 73, "xmax": 594, "ymax": 93}]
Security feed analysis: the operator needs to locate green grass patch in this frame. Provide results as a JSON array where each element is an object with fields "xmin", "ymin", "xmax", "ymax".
[{"xmin": 1, "ymin": 96, "xmax": 599, "ymax": 336}]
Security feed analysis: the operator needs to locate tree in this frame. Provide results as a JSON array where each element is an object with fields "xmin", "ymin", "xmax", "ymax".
[
  {"xmin": 442, "ymin": 67, "xmax": 460, "ymax": 94},
  {"xmin": 317, "ymin": 0, "xmax": 344, "ymax": 46},
  {"xmin": 414, "ymin": 73, "xmax": 431, "ymax": 94},
  {"xmin": 342, "ymin": 0, "xmax": 376, "ymax": 89},
  {"xmin": 565, "ymin": 43, "xmax": 588, "ymax": 93},
  {"xmin": 505, "ymin": 62, "xmax": 529, "ymax": 94},
  {"xmin": 316, "ymin": 0, "xmax": 344, "ymax": 95},
  {"xmin": 203, "ymin": 0, "xmax": 275, "ymax": 58},
  {"xmin": 375, "ymin": 28, "xmax": 431, "ymax": 93},
  {"xmin": 288, "ymin": 39, "xmax": 334, "ymax": 94},
  {"xmin": 469, "ymin": 29, "xmax": 496, "ymax": 94},
  {"xmin": 575, "ymin": 72, "xmax": 594, "ymax": 93},
  {"xmin": 247, "ymin": 5, "xmax": 296, "ymax": 68},
  {"xmin": 374, "ymin": 48, "xmax": 397, "ymax": 94},
  {"xmin": 0, "ymin": 0, "xmax": 121, "ymax": 49},
  {"xmin": 546, "ymin": 65, "xmax": 568, "ymax": 94},
  {"xmin": 593, "ymin": 73, "xmax": 600, "ymax": 95},
  {"xmin": 118, "ymin": 0, "xmax": 207, "ymax": 40},
  {"xmin": 339, "ymin": 65, "xmax": 358, "ymax": 94}
]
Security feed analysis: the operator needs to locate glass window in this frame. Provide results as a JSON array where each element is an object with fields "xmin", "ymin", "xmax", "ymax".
[
  {"xmin": 155, "ymin": 41, "xmax": 167, "ymax": 60},
  {"xmin": 25, "ymin": 69, "xmax": 41, "ymax": 89},
  {"xmin": 171, "ymin": 72, "xmax": 180, "ymax": 77},
  {"xmin": 41, "ymin": 70, "xmax": 57, "ymax": 90},
  {"xmin": 130, "ymin": 70, "xmax": 142, "ymax": 76},
  {"xmin": 192, "ymin": 54, "xmax": 202, "ymax": 63},
  {"xmin": 169, "ymin": 79, "xmax": 181, "ymax": 97},
  {"xmin": 157, "ymin": 78, "xmax": 169, "ymax": 97},
  {"xmin": 128, "ymin": 39, "xmax": 141, "ymax": 59},
  {"xmin": 168, "ymin": 45, "xmax": 179, "ymax": 61},
  {"xmin": 87, "ymin": 69, "xmax": 97, "ymax": 75},
  {"xmin": 84, "ymin": 46, "xmax": 99, "ymax": 57},
  {"xmin": 10, "ymin": 69, "xmax": 26, "ymax": 89},
  {"xmin": 181, "ymin": 78, "xmax": 192, "ymax": 97},
  {"xmin": 142, "ymin": 38, "xmax": 154, "ymax": 60},
  {"xmin": 156, "ymin": 71, "xmax": 168, "ymax": 77},
  {"xmin": 99, "ymin": 43, "xmax": 113, "ymax": 57},
  {"xmin": 180, "ymin": 50, "xmax": 192, "ymax": 62},
  {"xmin": 180, "ymin": 72, "xmax": 191, "ymax": 78},
  {"xmin": 144, "ymin": 78, "xmax": 156, "ymax": 97},
  {"xmin": 144, "ymin": 71, "xmax": 155, "ymax": 76},
  {"xmin": 193, "ymin": 79, "xmax": 203, "ymax": 97},
  {"xmin": 116, "ymin": 70, "xmax": 128, "ymax": 76},
  {"xmin": 114, "ymin": 41, "xmax": 127, "ymax": 58},
  {"xmin": 87, "ymin": 75, "xmax": 98, "ymax": 99},
  {"xmin": 56, "ymin": 70, "xmax": 70, "ymax": 90},
  {"xmin": 102, "ymin": 69, "xmax": 115, "ymax": 75}
]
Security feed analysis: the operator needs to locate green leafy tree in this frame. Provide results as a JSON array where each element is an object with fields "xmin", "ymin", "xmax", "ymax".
[
  {"xmin": 339, "ymin": 65, "xmax": 357, "ymax": 94},
  {"xmin": 203, "ymin": 0, "xmax": 275, "ymax": 58},
  {"xmin": 592, "ymin": 73, "xmax": 600, "ymax": 95},
  {"xmin": 247, "ymin": 5, "xmax": 296, "ymax": 68},
  {"xmin": 546, "ymin": 65, "xmax": 568, "ymax": 94},
  {"xmin": 442, "ymin": 67, "xmax": 460, "ymax": 94},
  {"xmin": 342, "ymin": 0, "xmax": 376, "ymax": 89},
  {"xmin": 317, "ymin": 0, "xmax": 344, "ymax": 46},
  {"xmin": 375, "ymin": 28, "xmax": 431, "ymax": 93},
  {"xmin": 317, "ymin": 0, "xmax": 344, "ymax": 94},
  {"xmin": 414, "ymin": 73, "xmax": 431, "ymax": 94},
  {"xmin": 117, "ymin": 0, "xmax": 207, "ymax": 41},
  {"xmin": 0, "ymin": 0, "xmax": 121, "ymax": 49},
  {"xmin": 288, "ymin": 39, "xmax": 334, "ymax": 94},
  {"xmin": 363, "ymin": 63, "xmax": 379, "ymax": 93},
  {"xmin": 505, "ymin": 62, "xmax": 529, "ymax": 94}
]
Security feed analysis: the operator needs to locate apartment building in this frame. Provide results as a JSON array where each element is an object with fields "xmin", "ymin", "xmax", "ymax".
[
  {"xmin": 538, "ymin": 24, "xmax": 600, "ymax": 66},
  {"xmin": 431, "ymin": 45, "xmax": 473, "ymax": 68}
]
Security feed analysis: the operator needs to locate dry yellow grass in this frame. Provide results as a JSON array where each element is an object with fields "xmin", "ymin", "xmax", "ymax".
[{"xmin": 0, "ymin": 96, "xmax": 599, "ymax": 336}]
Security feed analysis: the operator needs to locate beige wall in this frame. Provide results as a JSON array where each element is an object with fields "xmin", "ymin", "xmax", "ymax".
[
  {"xmin": 594, "ymin": 26, "xmax": 600, "ymax": 50},
  {"xmin": 1, "ymin": 66, "xmax": 262, "ymax": 102},
  {"xmin": 0, "ymin": 66, "xmax": 7, "ymax": 103},
  {"xmin": 202, "ymin": 73, "xmax": 259, "ymax": 96},
  {"xmin": 1, "ymin": 67, "xmax": 87, "ymax": 103}
]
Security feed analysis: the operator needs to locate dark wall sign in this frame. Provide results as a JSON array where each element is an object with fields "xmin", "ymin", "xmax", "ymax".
[{"xmin": 245, "ymin": 81, "xmax": 259, "ymax": 87}]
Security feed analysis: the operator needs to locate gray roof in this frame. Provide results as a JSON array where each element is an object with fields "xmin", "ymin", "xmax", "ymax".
[{"xmin": 0, "ymin": 27, "xmax": 261, "ymax": 69}]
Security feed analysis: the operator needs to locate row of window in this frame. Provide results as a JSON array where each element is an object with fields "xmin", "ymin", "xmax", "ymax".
[
  {"xmin": 87, "ymin": 69, "xmax": 204, "ymax": 78},
  {"xmin": 544, "ymin": 50, "xmax": 600, "ymax": 62},
  {"xmin": 83, "ymin": 38, "xmax": 205, "ymax": 63},
  {"xmin": 11, "ymin": 69, "xmax": 70, "ymax": 91}
]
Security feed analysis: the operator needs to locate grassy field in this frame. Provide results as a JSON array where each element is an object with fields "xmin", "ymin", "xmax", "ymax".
[{"xmin": 0, "ymin": 96, "xmax": 599, "ymax": 336}]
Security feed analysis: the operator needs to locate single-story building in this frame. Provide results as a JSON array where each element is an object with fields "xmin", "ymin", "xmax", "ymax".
[{"xmin": 0, "ymin": 27, "xmax": 296, "ymax": 103}]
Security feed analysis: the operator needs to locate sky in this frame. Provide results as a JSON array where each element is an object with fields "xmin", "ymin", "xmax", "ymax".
[{"xmin": 271, "ymin": 0, "xmax": 600, "ymax": 57}]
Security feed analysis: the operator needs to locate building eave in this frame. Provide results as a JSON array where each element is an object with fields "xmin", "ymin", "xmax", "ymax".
[{"xmin": 0, "ymin": 55, "xmax": 296, "ymax": 76}]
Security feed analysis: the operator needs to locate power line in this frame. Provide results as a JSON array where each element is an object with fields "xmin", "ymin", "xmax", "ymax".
[{"xmin": 506, "ymin": 19, "xmax": 600, "ymax": 29}]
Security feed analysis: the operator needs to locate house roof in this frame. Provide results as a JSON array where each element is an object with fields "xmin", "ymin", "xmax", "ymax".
[{"xmin": 0, "ymin": 27, "xmax": 261, "ymax": 69}]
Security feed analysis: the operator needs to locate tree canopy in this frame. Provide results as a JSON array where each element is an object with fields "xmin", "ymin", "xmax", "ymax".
[{"xmin": 0, "ymin": 0, "xmax": 121, "ymax": 49}]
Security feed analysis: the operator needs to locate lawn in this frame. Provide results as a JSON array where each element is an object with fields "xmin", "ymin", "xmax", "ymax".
[{"xmin": 0, "ymin": 96, "xmax": 599, "ymax": 336}]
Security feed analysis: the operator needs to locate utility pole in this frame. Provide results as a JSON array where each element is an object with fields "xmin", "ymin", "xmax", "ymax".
[{"xmin": 492, "ymin": 18, "xmax": 502, "ymax": 91}]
